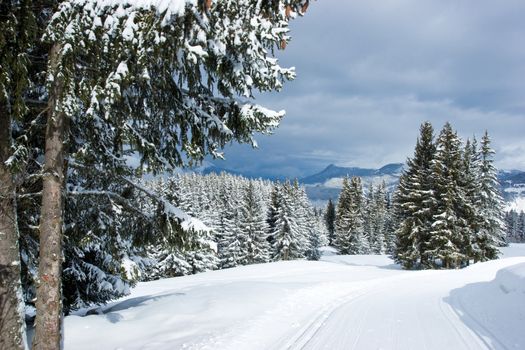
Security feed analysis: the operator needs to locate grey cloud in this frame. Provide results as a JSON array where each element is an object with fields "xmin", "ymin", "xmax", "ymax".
[{"xmin": 217, "ymin": 0, "xmax": 525, "ymax": 177}]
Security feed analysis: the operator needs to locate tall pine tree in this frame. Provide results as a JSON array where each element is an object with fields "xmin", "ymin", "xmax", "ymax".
[
  {"xmin": 394, "ymin": 122, "xmax": 436, "ymax": 269},
  {"xmin": 473, "ymin": 131, "xmax": 506, "ymax": 260},
  {"xmin": 427, "ymin": 123, "xmax": 466, "ymax": 268}
]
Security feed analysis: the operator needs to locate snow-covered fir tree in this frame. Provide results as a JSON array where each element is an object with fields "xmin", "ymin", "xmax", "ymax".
[
  {"xmin": 458, "ymin": 137, "xmax": 480, "ymax": 263},
  {"xmin": 367, "ymin": 182, "xmax": 389, "ymax": 254},
  {"xmin": 307, "ymin": 207, "xmax": 329, "ymax": 260},
  {"xmin": 272, "ymin": 181, "xmax": 310, "ymax": 260},
  {"xmin": 141, "ymin": 173, "xmax": 322, "ymax": 276},
  {"xmin": 335, "ymin": 176, "xmax": 369, "ymax": 254},
  {"xmin": 473, "ymin": 132, "xmax": 506, "ymax": 260},
  {"xmin": 296, "ymin": 184, "xmax": 326, "ymax": 260},
  {"xmin": 22, "ymin": 1, "xmax": 311, "ymax": 347},
  {"xmin": 239, "ymin": 181, "xmax": 271, "ymax": 264},
  {"xmin": 394, "ymin": 121, "xmax": 437, "ymax": 269},
  {"xmin": 427, "ymin": 122, "xmax": 467, "ymax": 268},
  {"xmin": 394, "ymin": 122, "xmax": 505, "ymax": 269},
  {"xmin": 324, "ymin": 199, "xmax": 336, "ymax": 245}
]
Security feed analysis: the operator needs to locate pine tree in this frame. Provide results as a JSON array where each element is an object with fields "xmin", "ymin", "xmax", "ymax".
[
  {"xmin": 309, "ymin": 207, "xmax": 329, "ymax": 259},
  {"xmin": 334, "ymin": 177, "xmax": 352, "ymax": 254},
  {"xmin": 266, "ymin": 184, "xmax": 281, "ymax": 249},
  {"xmin": 364, "ymin": 183, "xmax": 376, "ymax": 252},
  {"xmin": 295, "ymin": 184, "xmax": 324, "ymax": 261},
  {"xmin": 427, "ymin": 122, "xmax": 466, "ymax": 269},
  {"xmin": 383, "ymin": 192, "xmax": 397, "ymax": 254},
  {"xmin": 216, "ymin": 183, "xmax": 244, "ymax": 268},
  {"xmin": 30, "ymin": 1, "xmax": 310, "ymax": 346},
  {"xmin": 519, "ymin": 212, "xmax": 525, "ymax": 242},
  {"xmin": 324, "ymin": 199, "xmax": 336, "ymax": 245},
  {"xmin": 335, "ymin": 177, "xmax": 368, "ymax": 254},
  {"xmin": 0, "ymin": 1, "xmax": 36, "ymax": 347},
  {"xmin": 394, "ymin": 122, "xmax": 436, "ymax": 269},
  {"xmin": 272, "ymin": 181, "xmax": 309, "ymax": 260},
  {"xmin": 458, "ymin": 138, "xmax": 480, "ymax": 263},
  {"xmin": 371, "ymin": 182, "xmax": 388, "ymax": 254},
  {"xmin": 239, "ymin": 181, "xmax": 270, "ymax": 264},
  {"xmin": 473, "ymin": 131, "xmax": 506, "ymax": 260}
]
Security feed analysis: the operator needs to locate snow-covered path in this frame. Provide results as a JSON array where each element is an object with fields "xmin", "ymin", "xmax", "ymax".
[
  {"xmin": 64, "ymin": 245, "xmax": 525, "ymax": 350},
  {"xmin": 288, "ymin": 261, "xmax": 519, "ymax": 350}
]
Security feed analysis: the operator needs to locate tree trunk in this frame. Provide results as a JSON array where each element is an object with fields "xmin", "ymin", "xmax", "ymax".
[
  {"xmin": 0, "ymin": 104, "xmax": 27, "ymax": 350},
  {"xmin": 33, "ymin": 43, "xmax": 67, "ymax": 350}
]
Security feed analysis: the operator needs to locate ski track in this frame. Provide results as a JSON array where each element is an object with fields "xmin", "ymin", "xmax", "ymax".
[{"xmin": 280, "ymin": 271, "xmax": 493, "ymax": 350}]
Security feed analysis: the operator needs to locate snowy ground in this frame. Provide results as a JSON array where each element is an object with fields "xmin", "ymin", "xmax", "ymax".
[{"xmin": 64, "ymin": 244, "xmax": 525, "ymax": 350}]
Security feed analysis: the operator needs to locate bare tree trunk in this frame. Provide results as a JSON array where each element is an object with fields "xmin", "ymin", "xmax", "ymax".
[
  {"xmin": 33, "ymin": 43, "xmax": 67, "ymax": 350},
  {"xmin": 0, "ymin": 104, "xmax": 27, "ymax": 350}
]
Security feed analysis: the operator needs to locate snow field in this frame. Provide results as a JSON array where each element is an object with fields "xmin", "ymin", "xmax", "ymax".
[{"xmin": 64, "ymin": 245, "xmax": 525, "ymax": 350}]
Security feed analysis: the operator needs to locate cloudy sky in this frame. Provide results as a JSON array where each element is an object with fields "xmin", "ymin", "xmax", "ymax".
[{"xmin": 216, "ymin": 0, "xmax": 525, "ymax": 178}]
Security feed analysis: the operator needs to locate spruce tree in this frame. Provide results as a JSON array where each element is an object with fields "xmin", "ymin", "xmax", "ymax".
[
  {"xmin": 473, "ymin": 131, "xmax": 506, "ymax": 260},
  {"xmin": 239, "ymin": 181, "xmax": 270, "ymax": 264},
  {"xmin": 394, "ymin": 122, "xmax": 436, "ymax": 269},
  {"xmin": 458, "ymin": 138, "xmax": 480, "ymax": 263},
  {"xmin": 334, "ymin": 177, "xmax": 352, "ymax": 254},
  {"xmin": 335, "ymin": 177, "xmax": 367, "ymax": 254},
  {"xmin": 364, "ymin": 183, "xmax": 376, "ymax": 252},
  {"xmin": 266, "ymin": 184, "xmax": 281, "ymax": 249},
  {"xmin": 371, "ymin": 182, "xmax": 388, "ymax": 254},
  {"xmin": 383, "ymin": 192, "xmax": 397, "ymax": 254},
  {"xmin": 427, "ymin": 122, "xmax": 466, "ymax": 268},
  {"xmin": 0, "ymin": 1, "xmax": 37, "ymax": 348},
  {"xmin": 32, "ymin": 1, "xmax": 311, "ymax": 346},
  {"xmin": 324, "ymin": 199, "xmax": 336, "ymax": 245},
  {"xmin": 272, "ymin": 181, "xmax": 308, "ymax": 260}
]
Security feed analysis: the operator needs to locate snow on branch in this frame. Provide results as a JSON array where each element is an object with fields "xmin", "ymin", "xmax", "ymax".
[{"xmin": 120, "ymin": 177, "xmax": 210, "ymax": 233}]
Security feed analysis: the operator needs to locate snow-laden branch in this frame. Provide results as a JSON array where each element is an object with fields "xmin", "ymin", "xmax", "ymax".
[{"xmin": 120, "ymin": 177, "xmax": 210, "ymax": 232}]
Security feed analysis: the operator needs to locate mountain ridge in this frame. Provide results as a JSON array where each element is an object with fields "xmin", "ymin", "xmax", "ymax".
[
  {"xmin": 195, "ymin": 161, "xmax": 525, "ymax": 205},
  {"xmin": 301, "ymin": 163, "xmax": 405, "ymax": 185}
]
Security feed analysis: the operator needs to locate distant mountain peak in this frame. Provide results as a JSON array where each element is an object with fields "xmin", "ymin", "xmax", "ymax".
[{"xmin": 301, "ymin": 163, "xmax": 404, "ymax": 185}]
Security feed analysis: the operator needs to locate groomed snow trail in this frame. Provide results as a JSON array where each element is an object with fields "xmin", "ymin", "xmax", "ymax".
[
  {"xmin": 283, "ymin": 270, "xmax": 489, "ymax": 350},
  {"xmin": 277, "ymin": 256, "xmax": 525, "ymax": 350},
  {"xmin": 64, "ymin": 245, "xmax": 525, "ymax": 350}
]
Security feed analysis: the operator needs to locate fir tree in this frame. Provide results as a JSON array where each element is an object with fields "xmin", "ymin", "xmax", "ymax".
[
  {"xmin": 371, "ymin": 182, "xmax": 388, "ymax": 254},
  {"xmin": 335, "ymin": 177, "xmax": 368, "ymax": 254},
  {"xmin": 427, "ymin": 122, "xmax": 466, "ymax": 268},
  {"xmin": 473, "ymin": 131, "xmax": 506, "ymax": 260},
  {"xmin": 0, "ymin": 1, "xmax": 36, "ymax": 347},
  {"xmin": 30, "ymin": 1, "xmax": 311, "ymax": 346},
  {"xmin": 272, "ymin": 181, "xmax": 309, "ymax": 260},
  {"xmin": 266, "ymin": 184, "xmax": 281, "ymax": 249},
  {"xmin": 394, "ymin": 121, "xmax": 436, "ymax": 269},
  {"xmin": 458, "ymin": 138, "xmax": 480, "ymax": 263},
  {"xmin": 335, "ymin": 177, "xmax": 352, "ymax": 254},
  {"xmin": 324, "ymin": 199, "xmax": 336, "ymax": 245},
  {"xmin": 239, "ymin": 181, "xmax": 270, "ymax": 264}
]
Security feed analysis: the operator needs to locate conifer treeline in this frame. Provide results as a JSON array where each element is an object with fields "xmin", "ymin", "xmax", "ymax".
[
  {"xmin": 332, "ymin": 178, "xmax": 396, "ymax": 255},
  {"xmin": 505, "ymin": 210, "xmax": 525, "ymax": 243},
  {"xmin": 330, "ymin": 122, "xmax": 506, "ymax": 269},
  {"xmin": 145, "ymin": 173, "xmax": 328, "ymax": 279},
  {"xmin": 393, "ymin": 122, "xmax": 505, "ymax": 269}
]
